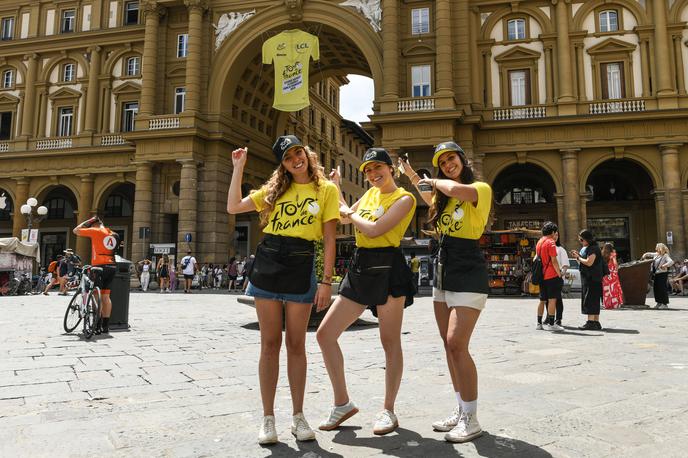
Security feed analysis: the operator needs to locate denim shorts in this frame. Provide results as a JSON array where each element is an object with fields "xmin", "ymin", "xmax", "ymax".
[{"xmin": 246, "ymin": 271, "xmax": 317, "ymax": 304}]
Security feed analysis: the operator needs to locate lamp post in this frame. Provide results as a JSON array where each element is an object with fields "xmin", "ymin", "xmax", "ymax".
[{"xmin": 19, "ymin": 197, "xmax": 48, "ymax": 233}]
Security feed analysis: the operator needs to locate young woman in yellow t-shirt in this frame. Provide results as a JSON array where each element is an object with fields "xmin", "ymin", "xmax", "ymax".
[
  {"xmin": 316, "ymin": 148, "xmax": 417, "ymax": 436},
  {"xmin": 227, "ymin": 135, "xmax": 339, "ymax": 445},
  {"xmin": 402, "ymin": 142, "xmax": 492, "ymax": 443}
]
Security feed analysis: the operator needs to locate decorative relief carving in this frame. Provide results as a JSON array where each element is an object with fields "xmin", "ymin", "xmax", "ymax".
[
  {"xmin": 339, "ymin": 0, "xmax": 382, "ymax": 32},
  {"xmin": 213, "ymin": 10, "xmax": 256, "ymax": 50},
  {"xmin": 285, "ymin": 0, "xmax": 304, "ymax": 22}
]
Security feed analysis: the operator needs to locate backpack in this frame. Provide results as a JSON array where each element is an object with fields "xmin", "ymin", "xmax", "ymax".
[
  {"xmin": 530, "ymin": 256, "xmax": 544, "ymax": 285},
  {"xmin": 182, "ymin": 256, "xmax": 191, "ymax": 269},
  {"xmin": 48, "ymin": 261, "xmax": 58, "ymax": 273}
]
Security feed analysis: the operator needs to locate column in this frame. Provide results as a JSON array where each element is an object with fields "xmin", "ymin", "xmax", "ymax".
[
  {"xmin": 660, "ymin": 144, "xmax": 685, "ymax": 258},
  {"xmin": 554, "ymin": 0, "xmax": 575, "ymax": 103},
  {"xmin": 579, "ymin": 191, "xmax": 590, "ymax": 233},
  {"xmin": 184, "ymin": 0, "xmax": 206, "ymax": 113},
  {"xmin": 140, "ymin": 1, "xmax": 161, "ymax": 116},
  {"xmin": 435, "ymin": 0, "xmax": 454, "ymax": 97},
  {"xmin": 673, "ymin": 34, "xmax": 686, "ymax": 95},
  {"xmin": 177, "ymin": 159, "xmax": 198, "ymax": 254},
  {"xmin": 483, "ymin": 50, "xmax": 493, "ymax": 107},
  {"xmin": 554, "ymin": 193, "xmax": 566, "ymax": 242},
  {"xmin": 381, "ymin": 0, "xmax": 399, "ymax": 99},
  {"xmin": 76, "ymin": 174, "xmax": 95, "ymax": 260},
  {"xmin": 12, "ymin": 178, "xmax": 30, "ymax": 238},
  {"xmin": 575, "ymin": 43, "xmax": 586, "ymax": 100},
  {"xmin": 640, "ymin": 38, "xmax": 651, "ymax": 97},
  {"xmin": 561, "ymin": 148, "xmax": 581, "ymax": 250},
  {"xmin": 652, "ymin": 0, "xmax": 675, "ymax": 95},
  {"xmin": 545, "ymin": 46, "xmax": 554, "ymax": 103},
  {"xmin": 469, "ymin": 7, "xmax": 481, "ymax": 106},
  {"xmin": 36, "ymin": 88, "xmax": 47, "ymax": 138},
  {"xmin": 131, "ymin": 162, "xmax": 154, "ymax": 262},
  {"xmin": 20, "ymin": 54, "xmax": 38, "ymax": 138},
  {"xmin": 472, "ymin": 152, "xmax": 485, "ymax": 181},
  {"xmin": 101, "ymin": 83, "xmax": 112, "ymax": 133},
  {"xmin": 84, "ymin": 46, "xmax": 102, "ymax": 133}
]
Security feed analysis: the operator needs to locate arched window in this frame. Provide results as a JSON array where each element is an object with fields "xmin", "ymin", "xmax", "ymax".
[
  {"xmin": 126, "ymin": 56, "xmax": 140, "ymax": 76},
  {"xmin": 45, "ymin": 198, "xmax": 66, "ymax": 219},
  {"xmin": 507, "ymin": 18, "xmax": 526, "ymax": 40},
  {"xmin": 104, "ymin": 194, "xmax": 132, "ymax": 217},
  {"xmin": 2, "ymin": 69, "xmax": 13, "ymax": 89},
  {"xmin": 599, "ymin": 10, "xmax": 618, "ymax": 32},
  {"xmin": 0, "ymin": 192, "xmax": 12, "ymax": 220}
]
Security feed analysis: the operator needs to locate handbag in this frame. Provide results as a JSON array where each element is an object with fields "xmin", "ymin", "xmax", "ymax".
[
  {"xmin": 248, "ymin": 236, "xmax": 314, "ymax": 294},
  {"xmin": 340, "ymin": 249, "xmax": 395, "ymax": 306}
]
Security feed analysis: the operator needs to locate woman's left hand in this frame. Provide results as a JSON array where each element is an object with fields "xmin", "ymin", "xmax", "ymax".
[
  {"xmin": 418, "ymin": 178, "xmax": 435, "ymax": 189},
  {"xmin": 339, "ymin": 202, "xmax": 353, "ymax": 218},
  {"xmin": 315, "ymin": 283, "xmax": 332, "ymax": 312}
]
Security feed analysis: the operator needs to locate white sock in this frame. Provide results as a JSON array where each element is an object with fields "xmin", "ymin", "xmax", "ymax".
[
  {"xmin": 461, "ymin": 398, "xmax": 478, "ymax": 415},
  {"xmin": 455, "ymin": 392, "xmax": 462, "ymax": 406}
]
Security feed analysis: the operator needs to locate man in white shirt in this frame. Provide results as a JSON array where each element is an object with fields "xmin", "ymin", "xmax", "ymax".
[
  {"xmin": 181, "ymin": 251, "xmax": 198, "ymax": 293},
  {"xmin": 554, "ymin": 233, "xmax": 570, "ymax": 326}
]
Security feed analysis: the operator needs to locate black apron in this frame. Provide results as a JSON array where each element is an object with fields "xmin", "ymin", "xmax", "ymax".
[
  {"xmin": 434, "ymin": 236, "xmax": 489, "ymax": 294},
  {"xmin": 247, "ymin": 234, "xmax": 315, "ymax": 294}
]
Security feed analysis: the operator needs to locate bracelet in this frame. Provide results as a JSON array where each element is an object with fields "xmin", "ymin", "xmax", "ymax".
[{"xmin": 410, "ymin": 174, "xmax": 420, "ymax": 184}]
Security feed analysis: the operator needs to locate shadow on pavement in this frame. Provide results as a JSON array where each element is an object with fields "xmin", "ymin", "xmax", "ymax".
[
  {"xmin": 241, "ymin": 319, "xmax": 378, "ymax": 332},
  {"xmin": 600, "ymin": 328, "xmax": 639, "ymax": 334},
  {"xmin": 558, "ymin": 327, "xmax": 605, "ymax": 336},
  {"xmin": 326, "ymin": 426, "xmax": 552, "ymax": 457},
  {"xmin": 259, "ymin": 440, "xmax": 344, "ymax": 457}
]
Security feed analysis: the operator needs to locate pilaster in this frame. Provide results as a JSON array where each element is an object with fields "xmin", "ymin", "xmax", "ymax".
[
  {"xmin": 380, "ymin": 0, "xmax": 399, "ymax": 111},
  {"xmin": 132, "ymin": 162, "xmax": 154, "ymax": 262},
  {"xmin": 560, "ymin": 148, "xmax": 581, "ymax": 250},
  {"xmin": 553, "ymin": 0, "xmax": 576, "ymax": 112},
  {"xmin": 140, "ymin": 1, "xmax": 163, "ymax": 116},
  {"xmin": 84, "ymin": 46, "xmax": 102, "ymax": 133},
  {"xmin": 177, "ymin": 159, "xmax": 198, "ymax": 254},
  {"xmin": 660, "ymin": 143, "xmax": 684, "ymax": 258},
  {"xmin": 76, "ymin": 174, "xmax": 95, "ymax": 261},
  {"xmin": 11, "ymin": 178, "xmax": 30, "ymax": 238}
]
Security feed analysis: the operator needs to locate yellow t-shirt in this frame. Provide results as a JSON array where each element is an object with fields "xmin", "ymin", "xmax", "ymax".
[
  {"xmin": 436, "ymin": 181, "xmax": 492, "ymax": 240},
  {"xmin": 354, "ymin": 187, "xmax": 416, "ymax": 248},
  {"xmin": 262, "ymin": 30, "xmax": 319, "ymax": 112},
  {"xmin": 250, "ymin": 180, "xmax": 339, "ymax": 241}
]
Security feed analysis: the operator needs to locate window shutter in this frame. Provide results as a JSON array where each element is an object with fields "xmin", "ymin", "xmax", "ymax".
[
  {"xmin": 601, "ymin": 63, "xmax": 609, "ymax": 99},
  {"xmin": 619, "ymin": 64, "xmax": 626, "ymax": 98},
  {"xmin": 525, "ymin": 70, "xmax": 532, "ymax": 105}
]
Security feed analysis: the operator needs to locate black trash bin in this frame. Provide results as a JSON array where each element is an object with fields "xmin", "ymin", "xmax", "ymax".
[{"xmin": 109, "ymin": 256, "xmax": 133, "ymax": 330}]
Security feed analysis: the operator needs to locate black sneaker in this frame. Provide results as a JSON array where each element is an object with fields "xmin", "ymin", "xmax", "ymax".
[
  {"xmin": 593, "ymin": 321, "xmax": 602, "ymax": 330},
  {"xmin": 578, "ymin": 321, "xmax": 595, "ymax": 330}
]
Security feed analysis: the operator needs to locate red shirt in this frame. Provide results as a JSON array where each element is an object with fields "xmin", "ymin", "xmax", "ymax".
[
  {"xmin": 75, "ymin": 226, "xmax": 117, "ymax": 266},
  {"xmin": 536, "ymin": 237, "xmax": 558, "ymax": 280}
]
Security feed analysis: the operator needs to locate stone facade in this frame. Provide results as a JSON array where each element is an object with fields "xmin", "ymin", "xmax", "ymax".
[{"xmin": 1, "ymin": 0, "xmax": 688, "ymax": 264}]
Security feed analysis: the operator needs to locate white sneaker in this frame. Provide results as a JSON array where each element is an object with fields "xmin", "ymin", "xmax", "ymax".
[
  {"xmin": 550, "ymin": 323, "xmax": 564, "ymax": 331},
  {"xmin": 373, "ymin": 409, "xmax": 399, "ymax": 435},
  {"xmin": 445, "ymin": 412, "xmax": 483, "ymax": 443},
  {"xmin": 658, "ymin": 303, "xmax": 669, "ymax": 309},
  {"xmin": 291, "ymin": 413, "xmax": 316, "ymax": 441},
  {"xmin": 542, "ymin": 323, "xmax": 556, "ymax": 331},
  {"xmin": 319, "ymin": 400, "xmax": 359, "ymax": 431},
  {"xmin": 258, "ymin": 415, "xmax": 278, "ymax": 445},
  {"xmin": 536, "ymin": 323, "xmax": 543, "ymax": 330},
  {"xmin": 432, "ymin": 405, "xmax": 461, "ymax": 432}
]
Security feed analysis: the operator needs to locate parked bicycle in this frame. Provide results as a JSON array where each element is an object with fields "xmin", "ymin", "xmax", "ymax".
[{"xmin": 63, "ymin": 265, "xmax": 102, "ymax": 339}]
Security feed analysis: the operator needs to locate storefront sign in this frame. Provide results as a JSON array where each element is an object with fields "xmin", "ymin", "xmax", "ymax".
[
  {"xmin": 667, "ymin": 231, "xmax": 673, "ymax": 245},
  {"xmin": 151, "ymin": 243, "xmax": 175, "ymax": 255},
  {"xmin": 505, "ymin": 219, "xmax": 544, "ymax": 230}
]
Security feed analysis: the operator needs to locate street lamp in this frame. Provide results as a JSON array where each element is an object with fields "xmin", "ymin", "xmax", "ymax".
[{"xmin": 20, "ymin": 197, "xmax": 48, "ymax": 231}]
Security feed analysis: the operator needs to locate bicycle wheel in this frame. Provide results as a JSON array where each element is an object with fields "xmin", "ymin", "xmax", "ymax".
[
  {"xmin": 63, "ymin": 291, "xmax": 83, "ymax": 333},
  {"xmin": 83, "ymin": 291, "xmax": 99, "ymax": 339}
]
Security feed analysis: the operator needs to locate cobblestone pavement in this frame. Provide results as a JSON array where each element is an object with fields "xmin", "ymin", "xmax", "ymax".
[{"xmin": 1, "ymin": 291, "xmax": 687, "ymax": 457}]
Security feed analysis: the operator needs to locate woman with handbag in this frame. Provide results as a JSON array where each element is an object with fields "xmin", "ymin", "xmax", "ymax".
[
  {"xmin": 316, "ymin": 148, "xmax": 416, "ymax": 436},
  {"xmin": 227, "ymin": 135, "xmax": 339, "ymax": 445},
  {"xmin": 571, "ymin": 229, "xmax": 604, "ymax": 330},
  {"xmin": 401, "ymin": 142, "xmax": 492, "ymax": 443},
  {"xmin": 642, "ymin": 243, "xmax": 674, "ymax": 309}
]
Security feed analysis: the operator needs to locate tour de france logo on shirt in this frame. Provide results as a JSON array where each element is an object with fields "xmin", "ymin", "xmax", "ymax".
[
  {"xmin": 103, "ymin": 235, "xmax": 118, "ymax": 251},
  {"xmin": 359, "ymin": 205, "xmax": 385, "ymax": 221},
  {"xmin": 440, "ymin": 202, "xmax": 465, "ymax": 234},
  {"xmin": 282, "ymin": 61, "xmax": 303, "ymax": 94},
  {"xmin": 270, "ymin": 195, "xmax": 320, "ymax": 231}
]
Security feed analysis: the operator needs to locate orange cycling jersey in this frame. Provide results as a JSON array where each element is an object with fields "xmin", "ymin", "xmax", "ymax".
[{"xmin": 75, "ymin": 227, "xmax": 118, "ymax": 266}]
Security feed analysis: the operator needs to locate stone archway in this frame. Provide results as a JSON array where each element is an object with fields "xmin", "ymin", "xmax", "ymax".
[
  {"xmin": 37, "ymin": 185, "xmax": 79, "ymax": 266},
  {"xmin": 0, "ymin": 188, "xmax": 14, "ymax": 236},
  {"xmin": 491, "ymin": 163, "xmax": 558, "ymax": 231},
  {"xmin": 585, "ymin": 159, "xmax": 656, "ymax": 262}
]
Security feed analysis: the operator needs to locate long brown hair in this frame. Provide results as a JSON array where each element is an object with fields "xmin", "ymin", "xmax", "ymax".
[
  {"xmin": 601, "ymin": 243, "xmax": 614, "ymax": 262},
  {"xmin": 253, "ymin": 146, "xmax": 326, "ymax": 226},
  {"xmin": 427, "ymin": 150, "xmax": 476, "ymax": 228}
]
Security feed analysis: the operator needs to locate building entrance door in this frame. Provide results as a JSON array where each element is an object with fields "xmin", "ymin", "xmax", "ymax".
[{"xmin": 40, "ymin": 232, "xmax": 68, "ymax": 266}]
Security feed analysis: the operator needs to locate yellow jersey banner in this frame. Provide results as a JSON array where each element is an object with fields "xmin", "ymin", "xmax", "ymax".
[{"xmin": 262, "ymin": 29, "xmax": 320, "ymax": 112}]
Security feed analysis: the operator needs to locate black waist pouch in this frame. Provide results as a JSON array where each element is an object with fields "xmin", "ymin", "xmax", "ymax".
[
  {"xmin": 248, "ymin": 234, "xmax": 315, "ymax": 294},
  {"xmin": 434, "ymin": 237, "xmax": 489, "ymax": 294},
  {"xmin": 340, "ymin": 248, "xmax": 397, "ymax": 306}
]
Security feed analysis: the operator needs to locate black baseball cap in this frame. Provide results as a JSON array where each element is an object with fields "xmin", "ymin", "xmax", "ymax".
[
  {"xmin": 272, "ymin": 135, "xmax": 304, "ymax": 162},
  {"xmin": 432, "ymin": 141, "xmax": 464, "ymax": 167},
  {"xmin": 359, "ymin": 148, "xmax": 393, "ymax": 172}
]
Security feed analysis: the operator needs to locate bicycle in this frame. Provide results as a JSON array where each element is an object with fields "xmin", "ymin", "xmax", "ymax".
[{"xmin": 63, "ymin": 265, "xmax": 102, "ymax": 339}]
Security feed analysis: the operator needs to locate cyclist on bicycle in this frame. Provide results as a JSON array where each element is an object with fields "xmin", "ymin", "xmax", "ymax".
[{"xmin": 73, "ymin": 216, "xmax": 119, "ymax": 334}]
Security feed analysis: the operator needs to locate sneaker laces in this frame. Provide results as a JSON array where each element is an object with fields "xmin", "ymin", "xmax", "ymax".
[
  {"xmin": 376, "ymin": 410, "xmax": 394, "ymax": 426},
  {"xmin": 455, "ymin": 412, "xmax": 472, "ymax": 433},
  {"xmin": 293, "ymin": 415, "xmax": 311, "ymax": 434},
  {"xmin": 262, "ymin": 416, "xmax": 275, "ymax": 432}
]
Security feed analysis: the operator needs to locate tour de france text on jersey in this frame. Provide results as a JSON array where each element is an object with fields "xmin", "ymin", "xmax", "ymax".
[{"xmin": 269, "ymin": 197, "xmax": 319, "ymax": 231}]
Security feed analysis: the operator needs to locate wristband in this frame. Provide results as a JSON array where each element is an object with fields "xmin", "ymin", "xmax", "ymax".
[{"xmin": 319, "ymin": 281, "xmax": 332, "ymax": 286}]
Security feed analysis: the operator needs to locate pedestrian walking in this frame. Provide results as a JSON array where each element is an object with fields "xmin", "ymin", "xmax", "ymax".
[
  {"xmin": 571, "ymin": 229, "xmax": 604, "ymax": 330},
  {"xmin": 535, "ymin": 222, "xmax": 563, "ymax": 331},
  {"xmin": 227, "ymin": 136, "xmax": 339, "ymax": 445},
  {"xmin": 642, "ymin": 243, "xmax": 674, "ymax": 309},
  {"xmin": 138, "ymin": 259, "xmax": 152, "ymax": 291},
  {"xmin": 317, "ymin": 148, "xmax": 416, "ymax": 436},
  {"xmin": 180, "ymin": 251, "xmax": 197, "ymax": 293},
  {"xmin": 228, "ymin": 257, "xmax": 238, "ymax": 290},
  {"xmin": 602, "ymin": 243, "xmax": 624, "ymax": 309},
  {"xmin": 401, "ymin": 142, "xmax": 491, "ymax": 443},
  {"xmin": 157, "ymin": 254, "xmax": 170, "ymax": 292},
  {"xmin": 169, "ymin": 263, "xmax": 177, "ymax": 291}
]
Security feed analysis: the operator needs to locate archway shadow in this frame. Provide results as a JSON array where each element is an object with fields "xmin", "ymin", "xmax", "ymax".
[{"xmin": 329, "ymin": 426, "xmax": 552, "ymax": 458}]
